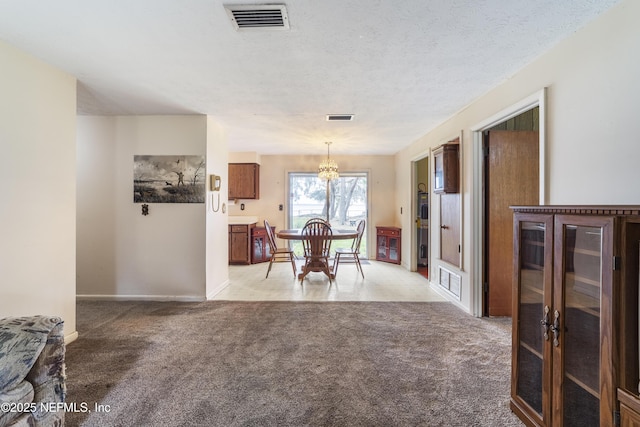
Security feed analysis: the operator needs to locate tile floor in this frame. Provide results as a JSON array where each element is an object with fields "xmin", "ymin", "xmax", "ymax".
[{"xmin": 214, "ymin": 259, "xmax": 447, "ymax": 302}]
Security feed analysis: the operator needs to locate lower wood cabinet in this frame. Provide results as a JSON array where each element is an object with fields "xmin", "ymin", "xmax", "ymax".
[
  {"xmin": 229, "ymin": 223, "xmax": 255, "ymax": 265},
  {"xmin": 376, "ymin": 226, "xmax": 401, "ymax": 264},
  {"xmin": 510, "ymin": 205, "xmax": 640, "ymax": 427}
]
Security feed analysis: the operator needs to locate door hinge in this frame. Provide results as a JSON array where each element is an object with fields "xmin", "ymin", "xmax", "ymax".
[
  {"xmin": 483, "ymin": 145, "xmax": 489, "ymax": 157},
  {"xmin": 458, "ymin": 244, "xmax": 461, "ymax": 253},
  {"xmin": 613, "ymin": 256, "xmax": 621, "ymax": 271},
  {"xmin": 614, "ymin": 409, "xmax": 620, "ymax": 426},
  {"xmin": 483, "ymin": 282, "xmax": 489, "ymax": 293}
]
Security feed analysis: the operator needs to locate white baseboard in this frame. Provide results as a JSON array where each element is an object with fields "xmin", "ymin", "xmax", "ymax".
[
  {"xmin": 206, "ymin": 279, "xmax": 230, "ymax": 300},
  {"xmin": 76, "ymin": 294, "xmax": 206, "ymax": 302},
  {"xmin": 64, "ymin": 331, "xmax": 79, "ymax": 345},
  {"xmin": 429, "ymin": 281, "xmax": 472, "ymax": 315}
]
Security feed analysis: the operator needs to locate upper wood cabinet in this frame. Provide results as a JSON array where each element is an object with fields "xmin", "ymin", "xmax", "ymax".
[
  {"xmin": 433, "ymin": 143, "xmax": 459, "ymax": 194},
  {"xmin": 228, "ymin": 163, "xmax": 260, "ymax": 199}
]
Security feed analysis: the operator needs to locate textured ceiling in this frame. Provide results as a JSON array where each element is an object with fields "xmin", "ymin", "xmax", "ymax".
[{"xmin": 0, "ymin": 0, "xmax": 621, "ymax": 155}]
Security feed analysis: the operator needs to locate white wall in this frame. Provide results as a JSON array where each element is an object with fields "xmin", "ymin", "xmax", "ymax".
[
  {"xmin": 396, "ymin": 0, "xmax": 640, "ymax": 314},
  {"xmin": 226, "ymin": 154, "xmax": 397, "ymax": 258},
  {"xmin": 77, "ymin": 115, "xmax": 208, "ymax": 300},
  {"xmin": 76, "ymin": 117, "xmax": 117, "ymax": 296},
  {"xmin": 205, "ymin": 117, "xmax": 230, "ymax": 298},
  {"xmin": 0, "ymin": 40, "xmax": 77, "ymax": 341},
  {"xmin": 229, "ymin": 152, "xmax": 261, "ymax": 164}
]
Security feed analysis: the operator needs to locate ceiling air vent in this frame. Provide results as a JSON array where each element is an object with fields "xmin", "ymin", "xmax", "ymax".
[
  {"xmin": 326, "ymin": 114, "xmax": 354, "ymax": 121},
  {"xmin": 224, "ymin": 4, "xmax": 290, "ymax": 31}
]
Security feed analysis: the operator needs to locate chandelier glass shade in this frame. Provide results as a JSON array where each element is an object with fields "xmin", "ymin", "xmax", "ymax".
[{"xmin": 318, "ymin": 142, "xmax": 339, "ymax": 180}]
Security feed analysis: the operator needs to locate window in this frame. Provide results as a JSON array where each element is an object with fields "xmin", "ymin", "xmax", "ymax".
[{"xmin": 288, "ymin": 172, "xmax": 368, "ymax": 257}]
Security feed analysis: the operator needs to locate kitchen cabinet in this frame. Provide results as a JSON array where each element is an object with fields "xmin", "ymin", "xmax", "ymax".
[
  {"xmin": 510, "ymin": 205, "xmax": 640, "ymax": 427},
  {"xmin": 376, "ymin": 226, "xmax": 401, "ymax": 264},
  {"xmin": 229, "ymin": 223, "xmax": 255, "ymax": 264},
  {"xmin": 228, "ymin": 163, "xmax": 260, "ymax": 199}
]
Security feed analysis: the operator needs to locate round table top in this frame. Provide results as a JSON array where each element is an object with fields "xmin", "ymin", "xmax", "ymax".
[{"xmin": 276, "ymin": 228, "xmax": 358, "ymax": 240}]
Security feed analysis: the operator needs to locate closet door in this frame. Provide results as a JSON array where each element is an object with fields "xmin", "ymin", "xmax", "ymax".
[{"xmin": 440, "ymin": 193, "xmax": 460, "ymax": 267}]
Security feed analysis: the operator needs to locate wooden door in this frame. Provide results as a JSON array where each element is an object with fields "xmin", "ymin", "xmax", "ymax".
[
  {"xmin": 440, "ymin": 193, "xmax": 460, "ymax": 267},
  {"xmin": 486, "ymin": 130, "xmax": 539, "ymax": 316}
]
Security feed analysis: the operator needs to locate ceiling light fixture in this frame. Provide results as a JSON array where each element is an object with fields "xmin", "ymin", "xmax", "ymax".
[{"xmin": 318, "ymin": 141, "xmax": 339, "ymax": 181}]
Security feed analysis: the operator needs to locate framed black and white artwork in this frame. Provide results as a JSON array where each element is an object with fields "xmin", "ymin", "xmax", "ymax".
[{"xmin": 133, "ymin": 155, "xmax": 205, "ymax": 203}]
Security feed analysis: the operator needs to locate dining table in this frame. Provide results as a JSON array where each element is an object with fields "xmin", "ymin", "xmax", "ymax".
[{"xmin": 276, "ymin": 228, "xmax": 358, "ymax": 279}]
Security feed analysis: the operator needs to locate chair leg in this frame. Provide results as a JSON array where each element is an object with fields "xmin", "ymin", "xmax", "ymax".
[
  {"xmin": 333, "ymin": 253, "xmax": 341, "ymax": 277},
  {"xmin": 266, "ymin": 257, "xmax": 274, "ymax": 278},
  {"xmin": 299, "ymin": 260, "xmax": 309, "ymax": 283},
  {"xmin": 354, "ymin": 255, "xmax": 364, "ymax": 278},
  {"xmin": 290, "ymin": 256, "xmax": 297, "ymax": 277}
]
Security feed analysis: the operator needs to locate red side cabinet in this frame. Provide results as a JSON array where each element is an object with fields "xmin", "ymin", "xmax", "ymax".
[
  {"xmin": 251, "ymin": 226, "xmax": 273, "ymax": 264},
  {"xmin": 376, "ymin": 226, "xmax": 401, "ymax": 264}
]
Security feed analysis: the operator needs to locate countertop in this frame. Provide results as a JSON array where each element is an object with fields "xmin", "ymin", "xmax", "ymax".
[{"xmin": 228, "ymin": 216, "xmax": 259, "ymax": 225}]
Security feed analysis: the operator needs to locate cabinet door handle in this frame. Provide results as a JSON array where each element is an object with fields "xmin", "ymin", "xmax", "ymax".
[
  {"xmin": 550, "ymin": 310, "xmax": 561, "ymax": 347},
  {"xmin": 540, "ymin": 305, "xmax": 550, "ymax": 341},
  {"xmin": 440, "ymin": 225, "xmax": 449, "ymax": 229}
]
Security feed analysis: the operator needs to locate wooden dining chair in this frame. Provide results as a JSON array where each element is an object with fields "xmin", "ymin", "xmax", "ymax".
[
  {"xmin": 264, "ymin": 220, "xmax": 297, "ymax": 278},
  {"xmin": 334, "ymin": 219, "xmax": 366, "ymax": 278},
  {"xmin": 300, "ymin": 218, "xmax": 333, "ymax": 283}
]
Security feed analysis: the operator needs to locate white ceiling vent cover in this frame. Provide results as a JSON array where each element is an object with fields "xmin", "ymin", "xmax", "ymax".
[
  {"xmin": 224, "ymin": 4, "xmax": 290, "ymax": 31},
  {"xmin": 326, "ymin": 114, "xmax": 354, "ymax": 121}
]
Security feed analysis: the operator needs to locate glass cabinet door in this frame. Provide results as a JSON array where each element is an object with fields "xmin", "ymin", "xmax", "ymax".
[
  {"xmin": 433, "ymin": 150, "xmax": 444, "ymax": 192},
  {"xmin": 388, "ymin": 237, "xmax": 398, "ymax": 262},
  {"xmin": 377, "ymin": 236, "xmax": 387, "ymax": 260},
  {"xmin": 264, "ymin": 238, "xmax": 272, "ymax": 260},
  {"xmin": 512, "ymin": 215, "xmax": 553, "ymax": 425},
  {"xmin": 553, "ymin": 216, "xmax": 613, "ymax": 427},
  {"xmin": 253, "ymin": 236, "xmax": 265, "ymax": 261}
]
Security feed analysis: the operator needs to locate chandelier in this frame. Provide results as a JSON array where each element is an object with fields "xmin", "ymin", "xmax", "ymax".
[{"xmin": 318, "ymin": 141, "xmax": 339, "ymax": 181}]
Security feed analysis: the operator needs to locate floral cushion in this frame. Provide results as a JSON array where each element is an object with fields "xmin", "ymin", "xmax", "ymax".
[
  {"xmin": 0, "ymin": 316, "xmax": 65, "ymax": 427},
  {"xmin": 0, "ymin": 380, "xmax": 34, "ymax": 427}
]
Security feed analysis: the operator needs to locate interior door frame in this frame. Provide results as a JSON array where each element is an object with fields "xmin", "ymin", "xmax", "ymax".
[
  {"xmin": 432, "ymin": 133, "xmax": 464, "ymax": 270},
  {"xmin": 469, "ymin": 88, "xmax": 547, "ymax": 317},
  {"xmin": 410, "ymin": 150, "xmax": 430, "ymax": 272}
]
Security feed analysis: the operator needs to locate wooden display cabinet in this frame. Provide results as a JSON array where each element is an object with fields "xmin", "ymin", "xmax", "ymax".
[
  {"xmin": 251, "ymin": 226, "xmax": 273, "ymax": 264},
  {"xmin": 619, "ymin": 389, "xmax": 640, "ymax": 427},
  {"xmin": 618, "ymin": 216, "xmax": 640, "ymax": 426},
  {"xmin": 376, "ymin": 226, "xmax": 401, "ymax": 264},
  {"xmin": 510, "ymin": 205, "xmax": 640, "ymax": 427},
  {"xmin": 433, "ymin": 143, "xmax": 458, "ymax": 194},
  {"xmin": 228, "ymin": 163, "xmax": 260, "ymax": 199}
]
